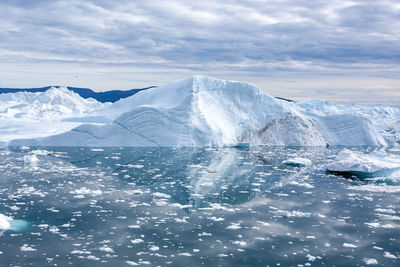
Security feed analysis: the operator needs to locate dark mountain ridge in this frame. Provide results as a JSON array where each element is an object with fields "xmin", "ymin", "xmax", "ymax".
[{"xmin": 0, "ymin": 86, "xmax": 156, "ymax": 103}]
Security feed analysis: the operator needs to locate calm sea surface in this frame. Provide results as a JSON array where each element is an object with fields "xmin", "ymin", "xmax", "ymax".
[{"xmin": 0, "ymin": 146, "xmax": 399, "ymax": 266}]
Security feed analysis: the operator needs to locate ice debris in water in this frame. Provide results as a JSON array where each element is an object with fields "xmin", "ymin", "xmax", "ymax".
[
  {"xmin": 363, "ymin": 258, "xmax": 378, "ymax": 265},
  {"xmin": 326, "ymin": 149, "xmax": 400, "ymax": 177},
  {"xmin": 282, "ymin": 157, "xmax": 312, "ymax": 167}
]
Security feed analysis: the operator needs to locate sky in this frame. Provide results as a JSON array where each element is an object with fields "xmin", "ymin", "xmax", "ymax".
[{"xmin": 0, "ymin": 0, "xmax": 399, "ymax": 105}]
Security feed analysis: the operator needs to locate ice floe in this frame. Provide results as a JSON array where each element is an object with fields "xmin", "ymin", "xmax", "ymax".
[
  {"xmin": 327, "ymin": 149, "xmax": 400, "ymax": 177},
  {"xmin": 282, "ymin": 157, "xmax": 312, "ymax": 167}
]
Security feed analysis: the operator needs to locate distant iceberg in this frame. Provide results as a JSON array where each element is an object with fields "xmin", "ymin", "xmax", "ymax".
[
  {"xmin": 2, "ymin": 75, "xmax": 398, "ymax": 147},
  {"xmin": 0, "ymin": 87, "xmax": 108, "ymax": 142}
]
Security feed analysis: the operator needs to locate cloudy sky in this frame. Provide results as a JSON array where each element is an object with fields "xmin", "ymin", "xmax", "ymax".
[{"xmin": 0, "ymin": 0, "xmax": 399, "ymax": 104}]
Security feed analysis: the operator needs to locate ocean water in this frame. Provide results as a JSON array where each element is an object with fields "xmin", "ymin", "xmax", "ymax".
[{"xmin": 0, "ymin": 146, "xmax": 399, "ymax": 266}]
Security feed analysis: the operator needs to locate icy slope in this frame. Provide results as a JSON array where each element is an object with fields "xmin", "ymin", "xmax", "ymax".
[{"xmin": 10, "ymin": 76, "xmax": 390, "ymax": 147}]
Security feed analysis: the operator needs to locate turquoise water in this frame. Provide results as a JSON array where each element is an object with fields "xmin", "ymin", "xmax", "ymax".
[{"xmin": 0, "ymin": 146, "xmax": 399, "ymax": 266}]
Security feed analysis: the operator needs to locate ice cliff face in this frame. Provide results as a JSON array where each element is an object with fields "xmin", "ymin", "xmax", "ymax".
[{"xmin": 9, "ymin": 75, "xmax": 392, "ymax": 147}]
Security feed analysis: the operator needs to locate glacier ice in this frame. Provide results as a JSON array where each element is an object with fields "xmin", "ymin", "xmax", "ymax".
[
  {"xmin": 326, "ymin": 149, "xmax": 400, "ymax": 177},
  {"xmin": 1, "ymin": 75, "xmax": 398, "ymax": 147}
]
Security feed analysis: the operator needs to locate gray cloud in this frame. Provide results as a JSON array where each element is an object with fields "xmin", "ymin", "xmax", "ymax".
[{"xmin": 0, "ymin": 0, "xmax": 399, "ymax": 104}]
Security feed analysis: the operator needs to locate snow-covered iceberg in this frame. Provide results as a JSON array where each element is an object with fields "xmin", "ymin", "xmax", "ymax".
[
  {"xmin": 326, "ymin": 149, "xmax": 400, "ymax": 177},
  {"xmin": 3, "ymin": 76, "xmax": 396, "ymax": 147}
]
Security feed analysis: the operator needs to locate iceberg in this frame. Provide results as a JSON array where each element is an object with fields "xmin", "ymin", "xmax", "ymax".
[
  {"xmin": 0, "ymin": 213, "xmax": 29, "ymax": 234},
  {"xmin": 2, "ymin": 76, "xmax": 395, "ymax": 147},
  {"xmin": 326, "ymin": 149, "xmax": 400, "ymax": 177}
]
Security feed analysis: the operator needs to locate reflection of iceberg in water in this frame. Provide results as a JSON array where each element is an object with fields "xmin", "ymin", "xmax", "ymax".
[
  {"xmin": 48, "ymin": 147, "xmax": 282, "ymax": 206},
  {"xmin": 189, "ymin": 148, "xmax": 240, "ymax": 195},
  {"xmin": 15, "ymin": 146, "xmax": 312, "ymax": 209},
  {"xmin": 186, "ymin": 148, "xmax": 281, "ymax": 206}
]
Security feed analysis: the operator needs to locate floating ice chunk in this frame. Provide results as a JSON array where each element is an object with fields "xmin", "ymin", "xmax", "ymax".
[
  {"xmin": 87, "ymin": 255, "xmax": 100, "ymax": 260},
  {"xmin": 0, "ymin": 214, "xmax": 29, "ymax": 232},
  {"xmin": 306, "ymin": 254, "xmax": 317, "ymax": 261},
  {"xmin": 20, "ymin": 244, "xmax": 37, "ymax": 252},
  {"xmin": 152, "ymin": 192, "xmax": 171, "ymax": 198},
  {"xmin": 98, "ymin": 245, "xmax": 114, "ymax": 253},
  {"xmin": 70, "ymin": 187, "xmax": 102, "ymax": 196},
  {"xmin": 23, "ymin": 154, "xmax": 39, "ymax": 164},
  {"xmin": 274, "ymin": 209, "xmax": 311, "ymax": 218},
  {"xmin": 283, "ymin": 157, "xmax": 312, "ymax": 167},
  {"xmin": 383, "ymin": 251, "xmax": 398, "ymax": 259},
  {"xmin": 0, "ymin": 214, "xmax": 11, "ymax": 230},
  {"xmin": 226, "ymin": 223, "xmax": 241, "ymax": 230},
  {"xmin": 232, "ymin": 240, "xmax": 247, "ymax": 247},
  {"xmin": 131, "ymin": 239, "xmax": 144, "ymax": 244},
  {"xmin": 178, "ymin": 252, "xmax": 193, "ymax": 256},
  {"xmin": 126, "ymin": 261, "xmax": 140, "ymax": 266},
  {"xmin": 30, "ymin": 149, "xmax": 52, "ymax": 156},
  {"xmin": 363, "ymin": 258, "xmax": 378, "ymax": 265},
  {"xmin": 149, "ymin": 245, "xmax": 159, "ymax": 251},
  {"xmin": 327, "ymin": 149, "xmax": 400, "ymax": 177},
  {"xmin": 343, "ymin": 243, "xmax": 358, "ymax": 248}
]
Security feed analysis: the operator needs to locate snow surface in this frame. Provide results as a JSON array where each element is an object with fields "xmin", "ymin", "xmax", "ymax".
[
  {"xmin": 326, "ymin": 149, "xmax": 400, "ymax": 175},
  {"xmin": 6, "ymin": 75, "xmax": 394, "ymax": 147}
]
